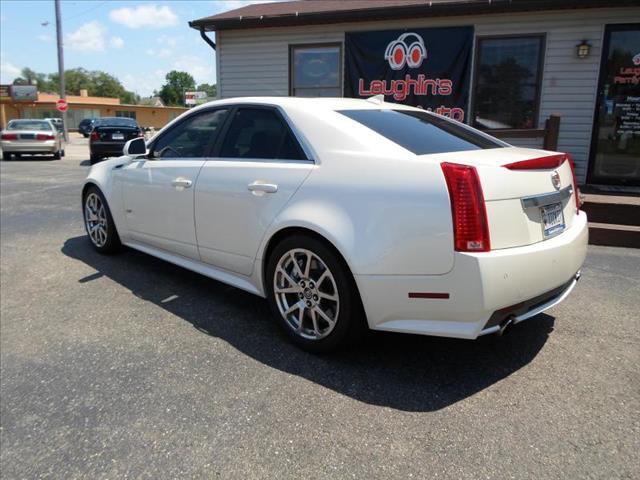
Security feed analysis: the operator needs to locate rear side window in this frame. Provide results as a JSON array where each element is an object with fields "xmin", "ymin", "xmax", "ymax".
[
  {"xmin": 219, "ymin": 108, "xmax": 307, "ymax": 160},
  {"xmin": 338, "ymin": 109, "xmax": 504, "ymax": 155}
]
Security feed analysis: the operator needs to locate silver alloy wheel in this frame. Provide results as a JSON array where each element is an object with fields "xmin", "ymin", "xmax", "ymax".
[
  {"xmin": 273, "ymin": 248, "xmax": 340, "ymax": 340},
  {"xmin": 84, "ymin": 193, "xmax": 108, "ymax": 248}
]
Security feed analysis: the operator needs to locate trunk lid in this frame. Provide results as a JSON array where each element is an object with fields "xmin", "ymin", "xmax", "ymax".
[
  {"xmin": 94, "ymin": 126, "xmax": 140, "ymax": 143},
  {"xmin": 432, "ymin": 147, "xmax": 579, "ymax": 250}
]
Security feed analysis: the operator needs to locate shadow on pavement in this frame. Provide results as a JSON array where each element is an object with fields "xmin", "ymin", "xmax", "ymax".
[{"xmin": 62, "ymin": 235, "xmax": 554, "ymax": 412}]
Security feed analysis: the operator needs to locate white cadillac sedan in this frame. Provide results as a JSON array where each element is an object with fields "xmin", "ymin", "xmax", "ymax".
[{"xmin": 82, "ymin": 97, "xmax": 588, "ymax": 352}]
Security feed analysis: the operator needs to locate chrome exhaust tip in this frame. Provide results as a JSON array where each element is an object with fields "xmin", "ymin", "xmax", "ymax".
[{"xmin": 498, "ymin": 317, "xmax": 514, "ymax": 336}]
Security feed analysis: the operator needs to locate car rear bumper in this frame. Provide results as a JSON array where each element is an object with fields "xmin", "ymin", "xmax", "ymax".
[
  {"xmin": 1, "ymin": 140, "xmax": 58, "ymax": 153},
  {"xmin": 355, "ymin": 211, "xmax": 589, "ymax": 339},
  {"xmin": 90, "ymin": 142, "xmax": 126, "ymax": 157}
]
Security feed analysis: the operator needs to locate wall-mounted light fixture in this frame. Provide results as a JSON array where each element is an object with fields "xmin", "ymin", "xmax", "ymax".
[{"xmin": 576, "ymin": 40, "xmax": 591, "ymax": 59}]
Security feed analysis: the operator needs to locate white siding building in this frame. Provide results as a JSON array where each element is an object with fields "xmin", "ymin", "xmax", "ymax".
[{"xmin": 191, "ymin": 1, "xmax": 640, "ymax": 189}]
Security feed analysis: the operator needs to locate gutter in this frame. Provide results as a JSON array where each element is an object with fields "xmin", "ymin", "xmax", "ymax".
[{"xmin": 189, "ymin": 0, "xmax": 637, "ymax": 32}]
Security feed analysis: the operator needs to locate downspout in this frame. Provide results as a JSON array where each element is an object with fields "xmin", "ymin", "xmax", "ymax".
[{"xmin": 199, "ymin": 27, "xmax": 216, "ymax": 51}]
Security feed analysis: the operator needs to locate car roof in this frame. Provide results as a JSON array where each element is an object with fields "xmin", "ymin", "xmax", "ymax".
[{"xmin": 190, "ymin": 96, "xmax": 421, "ymax": 114}]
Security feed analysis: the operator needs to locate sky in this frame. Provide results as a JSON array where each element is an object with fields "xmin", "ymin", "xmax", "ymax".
[{"xmin": 0, "ymin": 1, "xmax": 269, "ymax": 96}]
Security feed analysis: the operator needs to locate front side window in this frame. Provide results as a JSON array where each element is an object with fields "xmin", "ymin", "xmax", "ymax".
[
  {"xmin": 219, "ymin": 108, "xmax": 306, "ymax": 160},
  {"xmin": 290, "ymin": 44, "xmax": 341, "ymax": 97},
  {"xmin": 152, "ymin": 109, "xmax": 228, "ymax": 158},
  {"xmin": 472, "ymin": 36, "xmax": 544, "ymax": 130},
  {"xmin": 339, "ymin": 109, "xmax": 504, "ymax": 155}
]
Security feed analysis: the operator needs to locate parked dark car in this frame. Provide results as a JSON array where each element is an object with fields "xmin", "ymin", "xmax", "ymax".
[
  {"xmin": 78, "ymin": 118, "xmax": 96, "ymax": 137},
  {"xmin": 89, "ymin": 117, "xmax": 143, "ymax": 164}
]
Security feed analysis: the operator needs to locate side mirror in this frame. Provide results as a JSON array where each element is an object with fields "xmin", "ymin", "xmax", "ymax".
[{"xmin": 123, "ymin": 137, "xmax": 147, "ymax": 157}]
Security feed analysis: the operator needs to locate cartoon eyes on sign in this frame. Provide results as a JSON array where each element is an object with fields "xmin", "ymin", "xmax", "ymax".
[
  {"xmin": 633, "ymin": 53, "xmax": 640, "ymax": 66},
  {"xmin": 384, "ymin": 33, "xmax": 427, "ymax": 70}
]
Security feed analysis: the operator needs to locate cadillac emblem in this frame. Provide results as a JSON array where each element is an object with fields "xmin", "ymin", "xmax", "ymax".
[{"xmin": 551, "ymin": 171, "xmax": 561, "ymax": 190}]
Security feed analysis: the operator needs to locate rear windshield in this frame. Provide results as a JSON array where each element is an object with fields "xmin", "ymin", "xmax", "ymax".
[
  {"xmin": 7, "ymin": 120, "xmax": 53, "ymax": 131},
  {"xmin": 338, "ymin": 109, "xmax": 504, "ymax": 155},
  {"xmin": 95, "ymin": 117, "xmax": 137, "ymax": 127}
]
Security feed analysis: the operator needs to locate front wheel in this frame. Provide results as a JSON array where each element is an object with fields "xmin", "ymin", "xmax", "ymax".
[
  {"xmin": 83, "ymin": 186, "xmax": 122, "ymax": 254},
  {"xmin": 266, "ymin": 235, "xmax": 365, "ymax": 352}
]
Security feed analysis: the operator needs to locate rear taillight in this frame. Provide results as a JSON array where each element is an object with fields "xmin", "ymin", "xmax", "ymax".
[
  {"xmin": 36, "ymin": 133, "xmax": 55, "ymax": 140},
  {"xmin": 90, "ymin": 131, "xmax": 99, "ymax": 141},
  {"xmin": 567, "ymin": 154, "xmax": 581, "ymax": 213},
  {"xmin": 1, "ymin": 133, "xmax": 18, "ymax": 140},
  {"xmin": 441, "ymin": 162, "xmax": 491, "ymax": 252},
  {"xmin": 503, "ymin": 153, "xmax": 566, "ymax": 170}
]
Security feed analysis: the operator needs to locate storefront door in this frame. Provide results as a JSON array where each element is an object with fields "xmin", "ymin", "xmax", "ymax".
[{"xmin": 588, "ymin": 24, "xmax": 640, "ymax": 187}]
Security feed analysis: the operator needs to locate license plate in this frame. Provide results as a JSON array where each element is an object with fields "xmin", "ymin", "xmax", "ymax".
[
  {"xmin": 541, "ymin": 202, "xmax": 565, "ymax": 238},
  {"xmin": 112, "ymin": 133, "xmax": 124, "ymax": 140},
  {"xmin": 20, "ymin": 133, "xmax": 35, "ymax": 140}
]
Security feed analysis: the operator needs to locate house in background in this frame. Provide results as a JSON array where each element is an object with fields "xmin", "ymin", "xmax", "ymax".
[{"xmin": 190, "ymin": 0, "xmax": 640, "ymax": 191}]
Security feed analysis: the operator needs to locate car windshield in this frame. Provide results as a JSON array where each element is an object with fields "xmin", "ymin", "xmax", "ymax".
[
  {"xmin": 6, "ymin": 120, "xmax": 53, "ymax": 131},
  {"xmin": 95, "ymin": 118, "xmax": 137, "ymax": 127},
  {"xmin": 337, "ymin": 109, "xmax": 504, "ymax": 155}
]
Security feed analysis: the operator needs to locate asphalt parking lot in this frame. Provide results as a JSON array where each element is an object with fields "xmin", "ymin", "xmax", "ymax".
[{"xmin": 1, "ymin": 135, "xmax": 638, "ymax": 479}]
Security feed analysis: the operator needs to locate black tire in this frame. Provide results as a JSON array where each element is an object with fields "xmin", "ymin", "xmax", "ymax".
[
  {"xmin": 61, "ymin": 149, "xmax": 65, "ymax": 157},
  {"xmin": 82, "ymin": 186, "xmax": 122, "ymax": 254},
  {"xmin": 266, "ymin": 234, "xmax": 366, "ymax": 353},
  {"xmin": 2, "ymin": 152, "xmax": 11, "ymax": 161},
  {"xmin": 53, "ymin": 150, "xmax": 61, "ymax": 160},
  {"xmin": 89, "ymin": 154, "xmax": 100, "ymax": 165},
  {"xmin": 83, "ymin": 133, "xmax": 89, "ymax": 138}
]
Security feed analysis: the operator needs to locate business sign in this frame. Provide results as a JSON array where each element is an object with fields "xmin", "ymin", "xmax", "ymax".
[
  {"xmin": 184, "ymin": 91, "xmax": 207, "ymax": 106},
  {"xmin": 345, "ymin": 26, "xmax": 474, "ymax": 122},
  {"xmin": 10, "ymin": 84, "xmax": 38, "ymax": 102},
  {"xmin": 0, "ymin": 84, "xmax": 10, "ymax": 101}
]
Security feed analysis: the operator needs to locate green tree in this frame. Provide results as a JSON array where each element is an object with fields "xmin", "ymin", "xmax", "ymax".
[
  {"xmin": 159, "ymin": 70, "xmax": 196, "ymax": 106},
  {"xmin": 197, "ymin": 83, "xmax": 217, "ymax": 98},
  {"xmin": 12, "ymin": 68, "xmax": 56, "ymax": 92},
  {"xmin": 13, "ymin": 67, "xmax": 138, "ymax": 104}
]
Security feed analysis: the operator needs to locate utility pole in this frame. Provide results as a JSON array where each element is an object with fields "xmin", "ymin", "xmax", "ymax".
[{"xmin": 54, "ymin": 0, "xmax": 68, "ymax": 141}]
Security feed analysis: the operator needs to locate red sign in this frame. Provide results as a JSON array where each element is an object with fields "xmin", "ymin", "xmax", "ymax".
[{"xmin": 56, "ymin": 99, "xmax": 68, "ymax": 112}]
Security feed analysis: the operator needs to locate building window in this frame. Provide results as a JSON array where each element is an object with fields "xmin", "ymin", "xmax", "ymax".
[
  {"xmin": 290, "ymin": 44, "xmax": 341, "ymax": 97},
  {"xmin": 472, "ymin": 35, "xmax": 544, "ymax": 130},
  {"xmin": 116, "ymin": 110, "xmax": 136, "ymax": 119}
]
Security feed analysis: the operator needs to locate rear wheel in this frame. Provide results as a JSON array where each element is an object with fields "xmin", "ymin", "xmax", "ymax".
[
  {"xmin": 2, "ymin": 152, "xmax": 11, "ymax": 161},
  {"xmin": 89, "ymin": 154, "xmax": 101, "ymax": 165},
  {"xmin": 83, "ymin": 186, "xmax": 122, "ymax": 254},
  {"xmin": 53, "ymin": 150, "xmax": 61, "ymax": 160},
  {"xmin": 266, "ymin": 235, "xmax": 365, "ymax": 352}
]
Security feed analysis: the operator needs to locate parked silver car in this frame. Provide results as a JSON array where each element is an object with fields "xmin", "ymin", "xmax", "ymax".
[{"xmin": 1, "ymin": 119, "xmax": 64, "ymax": 160}]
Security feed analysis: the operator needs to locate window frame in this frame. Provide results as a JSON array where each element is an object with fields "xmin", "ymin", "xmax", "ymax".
[
  {"xmin": 147, "ymin": 107, "xmax": 231, "ymax": 160},
  {"xmin": 288, "ymin": 42, "xmax": 343, "ymax": 97},
  {"xmin": 470, "ymin": 33, "xmax": 546, "ymax": 131},
  {"xmin": 115, "ymin": 110, "xmax": 137, "ymax": 120},
  {"xmin": 211, "ymin": 104, "xmax": 312, "ymax": 163}
]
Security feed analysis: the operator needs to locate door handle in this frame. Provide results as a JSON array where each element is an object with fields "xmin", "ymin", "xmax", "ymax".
[
  {"xmin": 171, "ymin": 177, "xmax": 192, "ymax": 189},
  {"xmin": 248, "ymin": 181, "xmax": 278, "ymax": 194}
]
